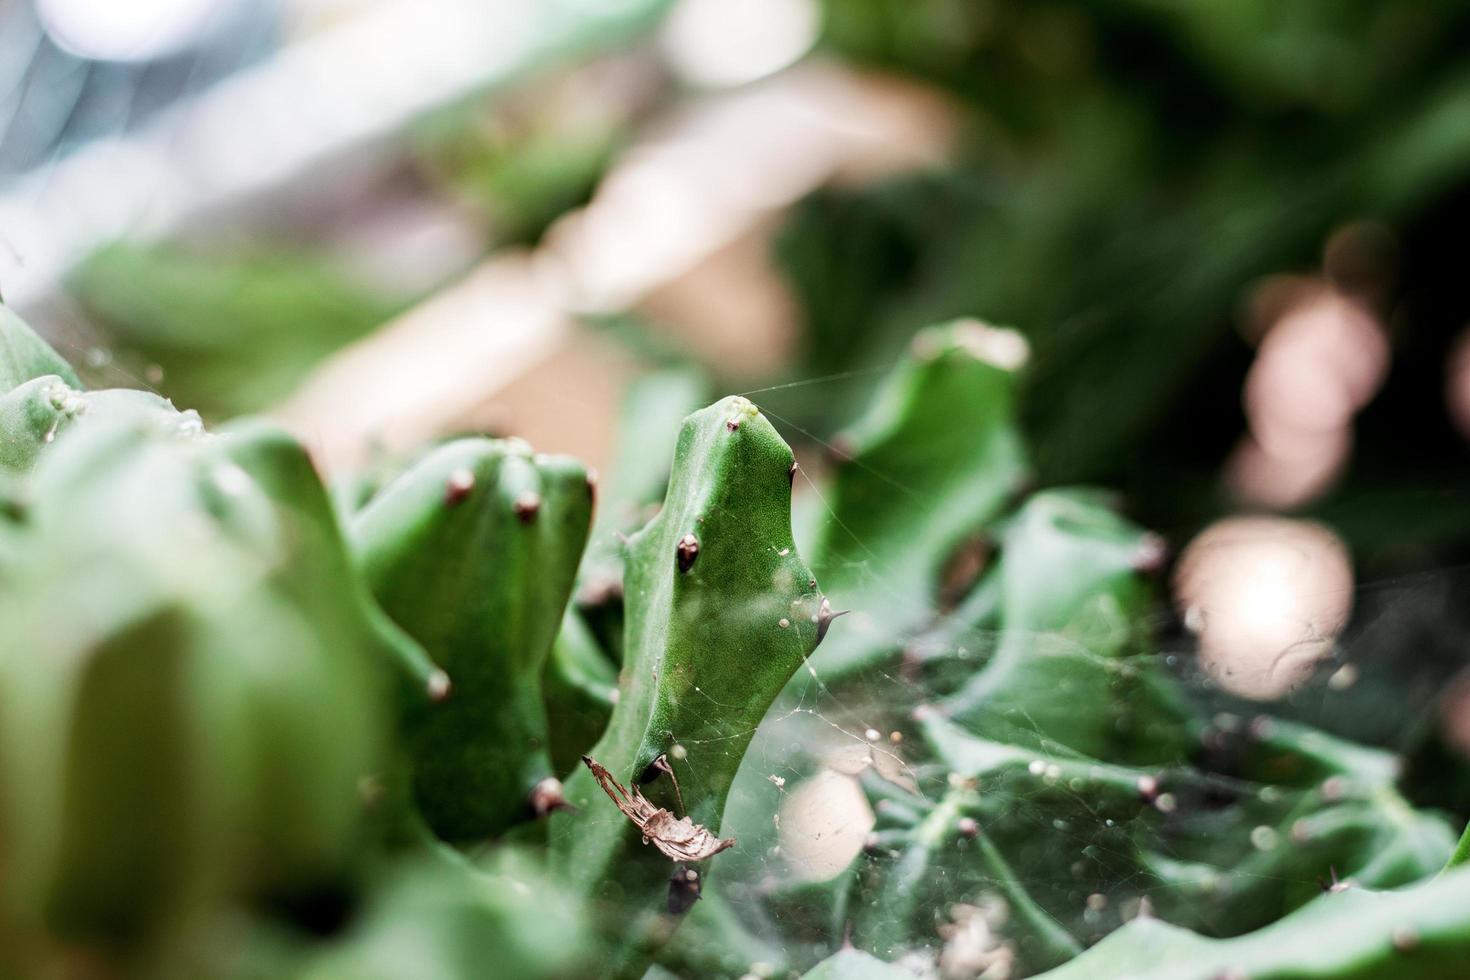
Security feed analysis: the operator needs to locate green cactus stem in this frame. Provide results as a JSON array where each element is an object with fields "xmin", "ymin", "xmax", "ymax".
[
  {"xmin": 0, "ymin": 375, "xmax": 85, "ymax": 472},
  {"xmin": 552, "ymin": 395, "xmax": 827, "ymax": 963},
  {"xmin": 0, "ymin": 305, "xmax": 80, "ymax": 393},
  {"xmin": 1446, "ymin": 820, "xmax": 1470, "ymax": 871},
  {"xmin": 296, "ymin": 847, "xmax": 594, "ymax": 980},
  {"xmin": 1037, "ymin": 864, "xmax": 1470, "ymax": 979},
  {"xmin": 800, "ymin": 320, "xmax": 1029, "ymax": 682},
  {"xmin": 0, "ymin": 417, "xmax": 390, "ymax": 956},
  {"xmin": 353, "ymin": 437, "xmax": 594, "ymax": 841},
  {"xmin": 940, "ymin": 488, "xmax": 1191, "ymax": 764},
  {"xmin": 800, "ymin": 948, "xmax": 914, "ymax": 979}
]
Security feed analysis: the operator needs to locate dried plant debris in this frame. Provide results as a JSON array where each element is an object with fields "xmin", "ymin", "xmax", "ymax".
[{"xmin": 581, "ymin": 755, "xmax": 735, "ymax": 862}]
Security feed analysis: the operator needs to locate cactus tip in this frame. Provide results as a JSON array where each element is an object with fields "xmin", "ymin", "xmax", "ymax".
[
  {"xmin": 957, "ymin": 817, "xmax": 980, "ymax": 838},
  {"xmin": 676, "ymin": 533, "xmax": 700, "ymax": 573},
  {"xmin": 1136, "ymin": 774, "xmax": 1160, "ymax": 803},
  {"xmin": 1391, "ymin": 926, "xmax": 1419, "ymax": 954},
  {"xmin": 427, "ymin": 669, "xmax": 452, "ymax": 701},
  {"xmin": 443, "ymin": 468, "xmax": 476, "ymax": 506},
  {"xmin": 514, "ymin": 491, "xmax": 541, "ymax": 524}
]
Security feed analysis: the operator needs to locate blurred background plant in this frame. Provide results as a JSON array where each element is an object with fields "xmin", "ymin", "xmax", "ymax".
[{"xmin": 6, "ymin": 0, "xmax": 1470, "ymax": 976}]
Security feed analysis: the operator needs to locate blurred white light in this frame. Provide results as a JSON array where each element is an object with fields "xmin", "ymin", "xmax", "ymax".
[
  {"xmin": 37, "ymin": 0, "xmax": 241, "ymax": 62},
  {"xmin": 778, "ymin": 769, "xmax": 873, "ymax": 883},
  {"xmin": 1174, "ymin": 516, "xmax": 1352, "ymax": 701},
  {"xmin": 660, "ymin": 0, "xmax": 819, "ymax": 88},
  {"xmin": 1231, "ymin": 287, "xmax": 1388, "ymax": 509}
]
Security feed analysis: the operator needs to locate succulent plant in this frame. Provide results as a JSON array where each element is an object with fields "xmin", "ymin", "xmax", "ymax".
[
  {"xmin": 797, "ymin": 319, "xmax": 1029, "ymax": 683},
  {"xmin": 552, "ymin": 394, "xmax": 829, "ymax": 972},
  {"xmin": 352, "ymin": 437, "xmax": 595, "ymax": 840},
  {"xmin": 0, "ymin": 384, "xmax": 393, "ymax": 966},
  {"xmin": 687, "ymin": 323, "xmax": 1465, "ymax": 978},
  {"xmin": 1, "ymin": 303, "xmax": 1468, "ymax": 980}
]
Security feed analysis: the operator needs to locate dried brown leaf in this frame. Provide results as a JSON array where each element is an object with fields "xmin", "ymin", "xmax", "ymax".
[{"xmin": 581, "ymin": 755, "xmax": 735, "ymax": 862}]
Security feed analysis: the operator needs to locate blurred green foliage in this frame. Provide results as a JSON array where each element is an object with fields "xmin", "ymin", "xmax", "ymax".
[
  {"xmin": 68, "ymin": 243, "xmax": 414, "ymax": 420},
  {"xmin": 771, "ymin": 0, "xmax": 1470, "ymax": 531}
]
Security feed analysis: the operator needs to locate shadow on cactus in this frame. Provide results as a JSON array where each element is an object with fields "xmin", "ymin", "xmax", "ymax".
[{"xmin": 3, "ymin": 304, "xmax": 1470, "ymax": 979}]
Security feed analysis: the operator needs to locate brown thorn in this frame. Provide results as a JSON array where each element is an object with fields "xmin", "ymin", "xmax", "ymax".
[
  {"xmin": 513, "ymin": 491, "xmax": 541, "ymax": 524},
  {"xmin": 676, "ymin": 533, "xmax": 700, "ymax": 573},
  {"xmin": 529, "ymin": 777, "xmax": 571, "ymax": 817},
  {"xmin": 443, "ymin": 468, "xmax": 475, "ymax": 506}
]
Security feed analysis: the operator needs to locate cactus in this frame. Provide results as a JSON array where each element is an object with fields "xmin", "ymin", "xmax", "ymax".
[
  {"xmin": 698, "ymin": 326, "xmax": 1458, "ymax": 978},
  {"xmin": 1036, "ymin": 864, "xmax": 1470, "ymax": 979},
  {"xmin": 0, "ymin": 370, "xmax": 195, "ymax": 474},
  {"xmin": 799, "ymin": 320, "xmax": 1029, "ymax": 682},
  {"xmin": 937, "ymin": 488, "xmax": 1193, "ymax": 762},
  {"xmin": 294, "ymin": 848, "xmax": 594, "ymax": 980},
  {"xmin": 801, "ymin": 947, "xmax": 913, "ymax": 979},
  {"xmin": 0, "ymin": 309, "xmax": 433, "ymax": 969},
  {"xmin": 0, "ymin": 417, "xmax": 391, "ymax": 959},
  {"xmin": 0, "ymin": 305, "xmax": 80, "ymax": 393},
  {"xmin": 716, "ymin": 482, "xmax": 1451, "ymax": 975},
  {"xmin": 552, "ymin": 395, "xmax": 827, "ymax": 967},
  {"xmin": 352, "ymin": 437, "xmax": 594, "ymax": 841},
  {"xmin": 2, "ymin": 301, "xmax": 1467, "ymax": 980},
  {"xmin": 0, "ymin": 375, "xmax": 83, "ymax": 472}
]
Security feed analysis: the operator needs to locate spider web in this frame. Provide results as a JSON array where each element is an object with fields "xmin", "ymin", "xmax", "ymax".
[{"xmin": 570, "ymin": 364, "xmax": 1470, "ymax": 979}]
